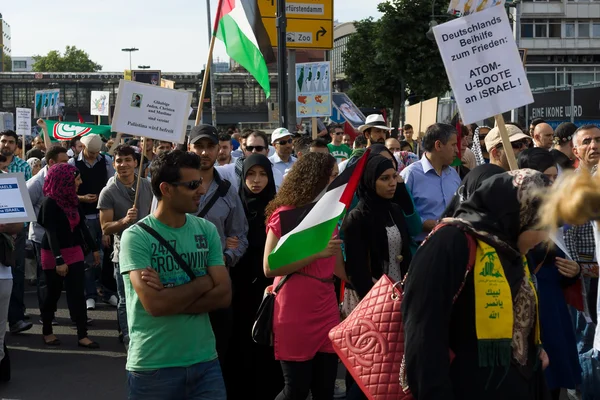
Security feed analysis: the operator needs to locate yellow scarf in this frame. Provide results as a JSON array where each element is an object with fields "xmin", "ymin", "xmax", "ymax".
[{"xmin": 474, "ymin": 240, "xmax": 541, "ymax": 367}]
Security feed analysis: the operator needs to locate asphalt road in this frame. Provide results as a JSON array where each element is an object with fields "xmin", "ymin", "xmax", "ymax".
[{"xmin": 1, "ymin": 290, "xmax": 127, "ymax": 400}]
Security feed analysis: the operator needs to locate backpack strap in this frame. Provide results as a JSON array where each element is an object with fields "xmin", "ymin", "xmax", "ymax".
[{"xmin": 452, "ymin": 231, "xmax": 476, "ymax": 303}]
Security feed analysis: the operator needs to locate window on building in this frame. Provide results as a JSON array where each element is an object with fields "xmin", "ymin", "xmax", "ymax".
[
  {"xmin": 565, "ymin": 22, "xmax": 576, "ymax": 38},
  {"xmin": 593, "ymin": 22, "xmax": 600, "ymax": 37},
  {"xmin": 549, "ymin": 21, "xmax": 561, "ymax": 37},
  {"xmin": 521, "ymin": 19, "xmax": 533, "ymax": 38},
  {"xmin": 13, "ymin": 60, "xmax": 26, "ymax": 69},
  {"xmin": 535, "ymin": 20, "xmax": 548, "ymax": 38},
  {"xmin": 579, "ymin": 22, "xmax": 590, "ymax": 37}
]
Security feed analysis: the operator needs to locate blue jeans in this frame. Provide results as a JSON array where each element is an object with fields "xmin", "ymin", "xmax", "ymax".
[
  {"xmin": 114, "ymin": 263, "xmax": 128, "ymax": 345},
  {"xmin": 7, "ymin": 228, "xmax": 26, "ymax": 325},
  {"xmin": 83, "ymin": 218, "xmax": 105, "ymax": 301},
  {"xmin": 127, "ymin": 359, "xmax": 226, "ymax": 400}
]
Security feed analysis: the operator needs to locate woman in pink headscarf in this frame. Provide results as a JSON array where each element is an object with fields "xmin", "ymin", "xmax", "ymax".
[{"xmin": 38, "ymin": 163, "xmax": 100, "ymax": 348}]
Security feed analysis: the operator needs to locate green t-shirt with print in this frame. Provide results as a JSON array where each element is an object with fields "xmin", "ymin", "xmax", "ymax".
[
  {"xmin": 327, "ymin": 143, "xmax": 352, "ymax": 162},
  {"xmin": 119, "ymin": 214, "xmax": 224, "ymax": 371}
]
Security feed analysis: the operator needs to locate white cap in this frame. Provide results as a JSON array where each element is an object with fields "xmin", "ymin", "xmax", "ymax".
[{"xmin": 271, "ymin": 128, "xmax": 292, "ymax": 144}]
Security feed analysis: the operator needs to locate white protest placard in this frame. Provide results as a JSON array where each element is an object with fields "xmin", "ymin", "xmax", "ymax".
[
  {"xmin": 0, "ymin": 173, "xmax": 36, "ymax": 224},
  {"xmin": 90, "ymin": 91, "xmax": 110, "ymax": 116},
  {"xmin": 296, "ymin": 61, "xmax": 332, "ymax": 118},
  {"xmin": 15, "ymin": 108, "xmax": 32, "ymax": 137},
  {"xmin": 433, "ymin": 5, "xmax": 533, "ymax": 125},
  {"xmin": 112, "ymin": 80, "xmax": 192, "ymax": 144}
]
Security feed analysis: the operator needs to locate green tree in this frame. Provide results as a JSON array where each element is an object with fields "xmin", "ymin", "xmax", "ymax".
[
  {"xmin": 2, "ymin": 52, "xmax": 11, "ymax": 72},
  {"xmin": 32, "ymin": 46, "xmax": 102, "ymax": 72},
  {"xmin": 343, "ymin": 0, "xmax": 453, "ymax": 129}
]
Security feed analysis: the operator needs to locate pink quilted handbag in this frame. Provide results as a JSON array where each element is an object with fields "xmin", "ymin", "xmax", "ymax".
[
  {"xmin": 329, "ymin": 227, "xmax": 476, "ymax": 399},
  {"xmin": 329, "ymin": 275, "xmax": 410, "ymax": 400}
]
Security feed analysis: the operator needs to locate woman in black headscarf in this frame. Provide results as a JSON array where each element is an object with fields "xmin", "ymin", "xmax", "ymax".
[
  {"xmin": 227, "ymin": 154, "xmax": 282, "ymax": 400},
  {"xmin": 518, "ymin": 148, "xmax": 581, "ymax": 400},
  {"xmin": 442, "ymin": 164, "xmax": 506, "ymax": 218},
  {"xmin": 403, "ymin": 169, "xmax": 552, "ymax": 400}
]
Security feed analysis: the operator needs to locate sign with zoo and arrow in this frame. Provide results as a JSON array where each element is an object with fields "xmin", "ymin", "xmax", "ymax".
[{"xmin": 260, "ymin": 0, "xmax": 334, "ymax": 50}]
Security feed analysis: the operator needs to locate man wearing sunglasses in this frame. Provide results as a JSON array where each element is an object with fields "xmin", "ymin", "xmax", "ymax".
[
  {"xmin": 269, "ymin": 127, "xmax": 297, "ymax": 177},
  {"xmin": 327, "ymin": 124, "xmax": 351, "ymax": 163},
  {"xmin": 484, "ymin": 125, "xmax": 531, "ymax": 171}
]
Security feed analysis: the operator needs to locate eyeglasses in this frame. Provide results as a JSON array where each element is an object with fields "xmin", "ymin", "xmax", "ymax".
[
  {"xmin": 333, "ymin": 131, "xmax": 343, "ymax": 135},
  {"xmin": 276, "ymin": 139, "xmax": 293, "ymax": 145},
  {"xmin": 171, "ymin": 179, "xmax": 203, "ymax": 190},
  {"xmin": 511, "ymin": 140, "xmax": 528, "ymax": 150},
  {"xmin": 246, "ymin": 146, "xmax": 266, "ymax": 152}
]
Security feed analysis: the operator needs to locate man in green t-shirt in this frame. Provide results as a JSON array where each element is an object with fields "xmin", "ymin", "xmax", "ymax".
[
  {"xmin": 119, "ymin": 150, "xmax": 231, "ymax": 399},
  {"xmin": 327, "ymin": 124, "xmax": 352, "ymax": 163}
]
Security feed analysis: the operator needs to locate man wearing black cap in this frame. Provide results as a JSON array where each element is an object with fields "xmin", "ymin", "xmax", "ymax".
[{"xmin": 188, "ymin": 125, "xmax": 248, "ymax": 389}]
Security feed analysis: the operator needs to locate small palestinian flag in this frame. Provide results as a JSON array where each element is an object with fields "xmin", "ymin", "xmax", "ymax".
[
  {"xmin": 268, "ymin": 150, "xmax": 371, "ymax": 270},
  {"xmin": 215, "ymin": 0, "xmax": 274, "ymax": 98},
  {"xmin": 45, "ymin": 120, "xmax": 113, "ymax": 141}
]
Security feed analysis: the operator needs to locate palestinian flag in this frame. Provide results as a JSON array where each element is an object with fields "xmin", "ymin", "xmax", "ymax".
[
  {"xmin": 268, "ymin": 150, "xmax": 371, "ymax": 270},
  {"xmin": 215, "ymin": 0, "xmax": 274, "ymax": 98},
  {"xmin": 44, "ymin": 120, "xmax": 113, "ymax": 141}
]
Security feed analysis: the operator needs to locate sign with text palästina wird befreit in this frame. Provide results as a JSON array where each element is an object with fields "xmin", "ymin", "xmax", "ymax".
[{"xmin": 433, "ymin": 5, "xmax": 533, "ymax": 124}]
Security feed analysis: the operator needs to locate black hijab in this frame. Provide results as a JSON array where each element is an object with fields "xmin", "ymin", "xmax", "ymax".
[
  {"xmin": 517, "ymin": 148, "xmax": 556, "ymax": 173},
  {"xmin": 353, "ymin": 154, "xmax": 412, "ymax": 278},
  {"xmin": 442, "ymin": 164, "xmax": 506, "ymax": 218},
  {"xmin": 239, "ymin": 154, "xmax": 276, "ymax": 230}
]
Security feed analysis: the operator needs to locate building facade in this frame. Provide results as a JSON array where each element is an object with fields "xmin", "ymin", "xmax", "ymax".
[
  {"xmin": 0, "ymin": 71, "xmax": 279, "ymax": 127},
  {"xmin": 521, "ymin": 0, "xmax": 600, "ymax": 90},
  {"xmin": 12, "ymin": 56, "xmax": 34, "ymax": 72},
  {"xmin": 0, "ymin": 15, "xmax": 11, "ymax": 73},
  {"xmin": 330, "ymin": 22, "xmax": 356, "ymax": 92}
]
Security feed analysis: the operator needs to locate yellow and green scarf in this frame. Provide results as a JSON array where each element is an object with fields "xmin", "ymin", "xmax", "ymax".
[{"xmin": 474, "ymin": 240, "xmax": 541, "ymax": 368}]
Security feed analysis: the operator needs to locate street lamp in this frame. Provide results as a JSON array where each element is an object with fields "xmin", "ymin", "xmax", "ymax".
[
  {"xmin": 121, "ymin": 48, "xmax": 139, "ymax": 70},
  {"xmin": 138, "ymin": 65, "xmax": 151, "ymax": 69}
]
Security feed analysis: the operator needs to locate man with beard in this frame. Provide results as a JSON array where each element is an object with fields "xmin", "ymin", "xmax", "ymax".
[
  {"xmin": 216, "ymin": 133, "xmax": 236, "ymax": 166},
  {"xmin": 358, "ymin": 115, "xmax": 392, "ymax": 146},
  {"xmin": 188, "ymin": 125, "xmax": 248, "ymax": 393},
  {"xmin": 98, "ymin": 145, "xmax": 153, "ymax": 350},
  {"xmin": 0, "ymin": 130, "xmax": 32, "ymax": 334}
]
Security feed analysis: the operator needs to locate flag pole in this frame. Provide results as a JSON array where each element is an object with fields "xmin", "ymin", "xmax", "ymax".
[
  {"xmin": 134, "ymin": 138, "xmax": 146, "ymax": 207},
  {"xmin": 195, "ymin": 0, "xmax": 225, "ymax": 127}
]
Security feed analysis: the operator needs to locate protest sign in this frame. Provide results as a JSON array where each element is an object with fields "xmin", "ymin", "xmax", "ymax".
[
  {"xmin": 90, "ymin": 91, "xmax": 110, "ymax": 116},
  {"xmin": 296, "ymin": 62, "xmax": 332, "ymax": 118},
  {"xmin": 433, "ymin": 5, "xmax": 532, "ymax": 125},
  {"xmin": 34, "ymin": 89, "xmax": 61, "ymax": 118},
  {"xmin": 16, "ymin": 108, "xmax": 31, "ymax": 140},
  {"xmin": 111, "ymin": 80, "xmax": 192, "ymax": 144},
  {"xmin": 448, "ymin": 0, "xmax": 505, "ymax": 16},
  {"xmin": 0, "ymin": 173, "xmax": 36, "ymax": 224},
  {"xmin": 332, "ymin": 93, "xmax": 365, "ymax": 129},
  {"xmin": 434, "ymin": 5, "xmax": 528, "ymax": 170}
]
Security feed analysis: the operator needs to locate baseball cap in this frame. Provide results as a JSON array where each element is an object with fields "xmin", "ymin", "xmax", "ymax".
[
  {"xmin": 485, "ymin": 125, "xmax": 530, "ymax": 150},
  {"xmin": 188, "ymin": 125, "xmax": 218, "ymax": 145},
  {"xmin": 271, "ymin": 127, "xmax": 292, "ymax": 144}
]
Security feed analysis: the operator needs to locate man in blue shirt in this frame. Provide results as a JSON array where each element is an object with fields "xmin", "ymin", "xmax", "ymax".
[{"xmin": 400, "ymin": 123, "xmax": 461, "ymax": 242}]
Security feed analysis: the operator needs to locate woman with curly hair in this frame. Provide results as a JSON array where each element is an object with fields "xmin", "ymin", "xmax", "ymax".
[{"xmin": 263, "ymin": 152, "xmax": 346, "ymax": 400}]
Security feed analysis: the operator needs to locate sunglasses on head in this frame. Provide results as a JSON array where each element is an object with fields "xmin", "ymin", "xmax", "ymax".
[
  {"xmin": 276, "ymin": 139, "xmax": 293, "ymax": 145},
  {"xmin": 246, "ymin": 145, "xmax": 266, "ymax": 152},
  {"xmin": 171, "ymin": 178, "xmax": 203, "ymax": 190}
]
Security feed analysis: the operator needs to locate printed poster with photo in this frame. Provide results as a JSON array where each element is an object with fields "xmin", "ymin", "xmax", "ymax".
[
  {"xmin": 295, "ymin": 62, "xmax": 332, "ymax": 118},
  {"xmin": 331, "ymin": 93, "xmax": 365, "ymax": 129}
]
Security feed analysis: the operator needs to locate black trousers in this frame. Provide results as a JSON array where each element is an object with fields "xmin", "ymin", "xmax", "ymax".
[
  {"xmin": 275, "ymin": 352, "xmax": 338, "ymax": 400},
  {"xmin": 40, "ymin": 261, "xmax": 87, "ymax": 340}
]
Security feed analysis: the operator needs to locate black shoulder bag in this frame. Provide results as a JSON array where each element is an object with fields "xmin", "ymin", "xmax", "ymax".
[
  {"xmin": 137, "ymin": 222, "xmax": 196, "ymax": 281},
  {"xmin": 197, "ymin": 179, "xmax": 231, "ymax": 218},
  {"xmin": 252, "ymin": 274, "xmax": 293, "ymax": 346}
]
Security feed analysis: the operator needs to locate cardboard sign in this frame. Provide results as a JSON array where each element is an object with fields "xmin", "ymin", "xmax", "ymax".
[
  {"xmin": 90, "ymin": 91, "xmax": 110, "ymax": 116},
  {"xmin": 433, "ymin": 5, "xmax": 532, "ymax": 125},
  {"xmin": 296, "ymin": 62, "xmax": 332, "ymax": 118},
  {"xmin": 0, "ymin": 173, "xmax": 36, "ymax": 223},
  {"xmin": 15, "ymin": 108, "xmax": 32, "ymax": 137},
  {"xmin": 111, "ymin": 80, "xmax": 192, "ymax": 144}
]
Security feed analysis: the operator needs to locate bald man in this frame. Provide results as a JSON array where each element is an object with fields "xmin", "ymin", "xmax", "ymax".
[
  {"xmin": 533, "ymin": 123, "xmax": 554, "ymax": 150},
  {"xmin": 385, "ymin": 138, "xmax": 401, "ymax": 153}
]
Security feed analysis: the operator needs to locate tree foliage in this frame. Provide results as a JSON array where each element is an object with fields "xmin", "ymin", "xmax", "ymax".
[
  {"xmin": 343, "ymin": 0, "xmax": 452, "ymax": 127},
  {"xmin": 2, "ymin": 52, "xmax": 11, "ymax": 72},
  {"xmin": 32, "ymin": 46, "xmax": 102, "ymax": 72}
]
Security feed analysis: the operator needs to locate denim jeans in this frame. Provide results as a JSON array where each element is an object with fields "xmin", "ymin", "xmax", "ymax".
[
  {"xmin": 83, "ymin": 218, "xmax": 104, "ymax": 301},
  {"xmin": 7, "ymin": 228, "xmax": 26, "ymax": 325},
  {"xmin": 114, "ymin": 263, "xmax": 128, "ymax": 345},
  {"xmin": 127, "ymin": 359, "xmax": 226, "ymax": 400},
  {"xmin": 581, "ymin": 349, "xmax": 600, "ymax": 400}
]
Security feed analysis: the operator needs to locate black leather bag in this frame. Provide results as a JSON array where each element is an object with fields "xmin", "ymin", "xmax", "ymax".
[{"xmin": 252, "ymin": 274, "xmax": 292, "ymax": 346}]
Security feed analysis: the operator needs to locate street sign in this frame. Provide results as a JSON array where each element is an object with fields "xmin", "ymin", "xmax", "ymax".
[
  {"xmin": 259, "ymin": 0, "xmax": 333, "ymax": 20},
  {"xmin": 263, "ymin": 18, "xmax": 333, "ymax": 50}
]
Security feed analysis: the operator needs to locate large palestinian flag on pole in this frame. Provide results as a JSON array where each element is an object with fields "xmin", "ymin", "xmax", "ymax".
[
  {"xmin": 268, "ymin": 150, "xmax": 371, "ymax": 270},
  {"xmin": 45, "ymin": 120, "xmax": 113, "ymax": 141},
  {"xmin": 215, "ymin": 0, "xmax": 274, "ymax": 98}
]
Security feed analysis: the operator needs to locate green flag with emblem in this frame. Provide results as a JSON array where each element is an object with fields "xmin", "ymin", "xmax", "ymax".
[{"xmin": 44, "ymin": 120, "xmax": 113, "ymax": 141}]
